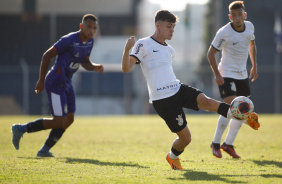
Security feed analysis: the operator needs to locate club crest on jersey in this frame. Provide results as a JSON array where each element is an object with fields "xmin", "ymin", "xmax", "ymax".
[
  {"xmin": 135, "ymin": 43, "xmax": 143, "ymax": 54},
  {"xmin": 176, "ymin": 114, "xmax": 184, "ymax": 126},
  {"xmin": 69, "ymin": 62, "xmax": 80, "ymax": 69}
]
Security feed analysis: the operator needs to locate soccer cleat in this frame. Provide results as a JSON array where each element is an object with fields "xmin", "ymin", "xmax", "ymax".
[
  {"xmin": 11, "ymin": 124, "xmax": 24, "ymax": 150},
  {"xmin": 37, "ymin": 151, "xmax": 54, "ymax": 157},
  {"xmin": 166, "ymin": 153, "xmax": 183, "ymax": 170},
  {"xmin": 246, "ymin": 112, "xmax": 260, "ymax": 130},
  {"xmin": 210, "ymin": 142, "xmax": 222, "ymax": 158},
  {"xmin": 220, "ymin": 142, "xmax": 240, "ymax": 159}
]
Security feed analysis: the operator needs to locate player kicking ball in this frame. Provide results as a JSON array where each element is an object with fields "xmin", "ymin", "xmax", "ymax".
[
  {"xmin": 121, "ymin": 10, "xmax": 260, "ymax": 170},
  {"xmin": 11, "ymin": 14, "xmax": 104, "ymax": 157}
]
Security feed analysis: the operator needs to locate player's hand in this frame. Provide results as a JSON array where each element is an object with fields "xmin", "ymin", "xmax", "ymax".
[
  {"xmin": 249, "ymin": 67, "xmax": 258, "ymax": 82},
  {"xmin": 125, "ymin": 36, "xmax": 135, "ymax": 51},
  {"xmin": 94, "ymin": 64, "xmax": 104, "ymax": 74},
  {"xmin": 35, "ymin": 79, "xmax": 45, "ymax": 94},
  {"xmin": 215, "ymin": 74, "xmax": 224, "ymax": 85}
]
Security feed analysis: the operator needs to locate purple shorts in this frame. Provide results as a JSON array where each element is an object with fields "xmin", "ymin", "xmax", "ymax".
[{"xmin": 45, "ymin": 76, "xmax": 75, "ymax": 117}]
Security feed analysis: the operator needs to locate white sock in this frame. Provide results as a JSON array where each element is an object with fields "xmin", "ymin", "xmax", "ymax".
[
  {"xmin": 169, "ymin": 151, "xmax": 179, "ymax": 159},
  {"xmin": 225, "ymin": 119, "xmax": 242, "ymax": 145},
  {"xmin": 213, "ymin": 115, "xmax": 230, "ymax": 144},
  {"xmin": 227, "ymin": 108, "xmax": 233, "ymax": 119}
]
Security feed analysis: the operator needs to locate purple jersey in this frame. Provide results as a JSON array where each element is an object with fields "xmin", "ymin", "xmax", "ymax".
[
  {"xmin": 47, "ymin": 31, "xmax": 94, "ymax": 89},
  {"xmin": 45, "ymin": 31, "xmax": 94, "ymax": 116}
]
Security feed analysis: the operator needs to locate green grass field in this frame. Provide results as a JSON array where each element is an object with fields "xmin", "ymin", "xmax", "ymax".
[{"xmin": 0, "ymin": 114, "xmax": 281, "ymax": 184}]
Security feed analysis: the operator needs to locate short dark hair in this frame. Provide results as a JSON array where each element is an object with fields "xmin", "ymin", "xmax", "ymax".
[
  {"xmin": 82, "ymin": 14, "xmax": 98, "ymax": 23},
  {"xmin": 155, "ymin": 10, "xmax": 178, "ymax": 23},
  {"xmin": 229, "ymin": 1, "xmax": 245, "ymax": 12}
]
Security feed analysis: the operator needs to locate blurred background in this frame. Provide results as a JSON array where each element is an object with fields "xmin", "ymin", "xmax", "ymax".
[{"xmin": 0, "ymin": 0, "xmax": 281, "ymax": 115}]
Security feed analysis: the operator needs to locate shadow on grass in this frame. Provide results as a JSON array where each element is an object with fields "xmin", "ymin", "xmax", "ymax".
[
  {"xmin": 168, "ymin": 170, "xmax": 247, "ymax": 183},
  {"xmin": 63, "ymin": 157, "xmax": 149, "ymax": 169},
  {"xmin": 252, "ymin": 160, "xmax": 282, "ymax": 168},
  {"xmin": 18, "ymin": 157, "xmax": 148, "ymax": 169}
]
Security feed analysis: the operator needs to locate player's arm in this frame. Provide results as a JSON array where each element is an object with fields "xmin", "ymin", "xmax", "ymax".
[
  {"xmin": 35, "ymin": 47, "xmax": 57, "ymax": 94},
  {"xmin": 248, "ymin": 40, "xmax": 258, "ymax": 82},
  {"xmin": 122, "ymin": 36, "xmax": 137, "ymax": 73},
  {"xmin": 81, "ymin": 57, "xmax": 104, "ymax": 74},
  {"xmin": 207, "ymin": 46, "xmax": 224, "ymax": 85}
]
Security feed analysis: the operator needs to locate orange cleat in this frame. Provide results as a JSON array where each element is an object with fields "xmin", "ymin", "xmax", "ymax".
[
  {"xmin": 246, "ymin": 112, "xmax": 260, "ymax": 130},
  {"xmin": 166, "ymin": 153, "xmax": 183, "ymax": 170}
]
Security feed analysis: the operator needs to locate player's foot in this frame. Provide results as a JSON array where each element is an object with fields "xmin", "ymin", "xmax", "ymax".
[
  {"xmin": 210, "ymin": 142, "xmax": 222, "ymax": 158},
  {"xmin": 247, "ymin": 112, "xmax": 260, "ymax": 130},
  {"xmin": 166, "ymin": 153, "xmax": 183, "ymax": 170},
  {"xmin": 37, "ymin": 151, "xmax": 54, "ymax": 157},
  {"xmin": 220, "ymin": 142, "xmax": 240, "ymax": 159},
  {"xmin": 11, "ymin": 124, "xmax": 24, "ymax": 150}
]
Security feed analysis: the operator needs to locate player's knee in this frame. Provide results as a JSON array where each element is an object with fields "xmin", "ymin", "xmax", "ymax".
[
  {"xmin": 63, "ymin": 116, "xmax": 74, "ymax": 129},
  {"xmin": 199, "ymin": 97, "xmax": 217, "ymax": 111}
]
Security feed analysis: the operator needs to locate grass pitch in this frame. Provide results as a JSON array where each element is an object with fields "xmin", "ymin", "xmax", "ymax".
[{"xmin": 0, "ymin": 114, "xmax": 281, "ymax": 184}]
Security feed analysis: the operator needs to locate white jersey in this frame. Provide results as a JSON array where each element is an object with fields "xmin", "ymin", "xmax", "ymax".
[
  {"xmin": 130, "ymin": 36, "xmax": 180, "ymax": 103},
  {"xmin": 211, "ymin": 21, "xmax": 255, "ymax": 79}
]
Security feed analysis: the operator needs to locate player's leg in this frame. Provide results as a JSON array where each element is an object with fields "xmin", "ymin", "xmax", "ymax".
[
  {"xmin": 11, "ymin": 116, "xmax": 67, "ymax": 150},
  {"xmin": 153, "ymin": 90, "xmax": 188, "ymax": 170},
  {"xmin": 222, "ymin": 78, "xmax": 251, "ymax": 158},
  {"xmin": 211, "ymin": 78, "xmax": 237, "ymax": 158},
  {"xmin": 11, "ymin": 84, "xmax": 68, "ymax": 150},
  {"xmin": 37, "ymin": 86, "xmax": 76, "ymax": 157},
  {"xmin": 37, "ymin": 113, "xmax": 74, "ymax": 157},
  {"xmin": 166, "ymin": 125, "xmax": 190, "ymax": 170}
]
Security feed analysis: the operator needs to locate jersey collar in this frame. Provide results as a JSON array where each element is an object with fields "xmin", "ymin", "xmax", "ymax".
[
  {"xmin": 150, "ymin": 36, "xmax": 167, "ymax": 46},
  {"xmin": 230, "ymin": 22, "xmax": 246, "ymax": 33}
]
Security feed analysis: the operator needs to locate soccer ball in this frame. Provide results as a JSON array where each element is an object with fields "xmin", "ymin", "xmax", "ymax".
[{"xmin": 230, "ymin": 96, "xmax": 254, "ymax": 120}]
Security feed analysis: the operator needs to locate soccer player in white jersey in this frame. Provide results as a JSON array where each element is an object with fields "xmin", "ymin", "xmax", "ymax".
[
  {"xmin": 207, "ymin": 1, "xmax": 259, "ymax": 159},
  {"xmin": 122, "ymin": 10, "xmax": 260, "ymax": 170}
]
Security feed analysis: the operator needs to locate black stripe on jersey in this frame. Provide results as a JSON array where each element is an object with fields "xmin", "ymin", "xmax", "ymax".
[
  {"xmin": 211, "ymin": 44, "xmax": 220, "ymax": 51},
  {"xmin": 130, "ymin": 54, "xmax": 141, "ymax": 64}
]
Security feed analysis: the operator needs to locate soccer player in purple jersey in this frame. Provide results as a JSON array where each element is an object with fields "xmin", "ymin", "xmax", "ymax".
[{"xmin": 11, "ymin": 14, "xmax": 104, "ymax": 157}]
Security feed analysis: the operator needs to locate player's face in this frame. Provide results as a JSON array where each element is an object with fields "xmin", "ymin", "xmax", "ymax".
[
  {"xmin": 229, "ymin": 8, "xmax": 246, "ymax": 29},
  {"xmin": 158, "ymin": 21, "xmax": 176, "ymax": 40},
  {"xmin": 80, "ymin": 19, "xmax": 98, "ymax": 40}
]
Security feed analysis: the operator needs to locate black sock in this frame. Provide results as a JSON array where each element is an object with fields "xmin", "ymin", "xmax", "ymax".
[
  {"xmin": 171, "ymin": 147, "xmax": 184, "ymax": 156},
  {"xmin": 44, "ymin": 128, "xmax": 65, "ymax": 148},
  {"xmin": 26, "ymin": 118, "xmax": 44, "ymax": 133},
  {"xmin": 217, "ymin": 103, "xmax": 230, "ymax": 118}
]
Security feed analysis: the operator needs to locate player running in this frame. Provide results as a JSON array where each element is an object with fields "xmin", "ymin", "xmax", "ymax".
[
  {"xmin": 11, "ymin": 14, "xmax": 104, "ymax": 157},
  {"xmin": 207, "ymin": 1, "xmax": 259, "ymax": 159},
  {"xmin": 122, "ymin": 10, "xmax": 260, "ymax": 170}
]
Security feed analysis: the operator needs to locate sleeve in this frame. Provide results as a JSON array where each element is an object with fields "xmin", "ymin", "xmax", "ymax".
[
  {"xmin": 53, "ymin": 36, "xmax": 72, "ymax": 54},
  {"xmin": 130, "ymin": 39, "xmax": 145, "ymax": 64},
  {"xmin": 250, "ymin": 23, "xmax": 255, "ymax": 41},
  {"xmin": 211, "ymin": 28, "xmax": 226, "ymax": 51}
]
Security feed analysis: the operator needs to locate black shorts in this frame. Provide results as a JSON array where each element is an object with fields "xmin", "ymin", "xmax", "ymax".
[
  {"xmin": 218, "ymin": 78, "xmax": 251, "ymax": 99},
  {"xmin": 152, "ymin": 84, "xmax": 202, "ymax": 133}
]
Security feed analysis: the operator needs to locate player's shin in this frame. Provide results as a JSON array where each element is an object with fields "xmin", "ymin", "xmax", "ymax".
[{"xmin": 40, "ymin": 128, "xmax": 65, "ymax": 152}]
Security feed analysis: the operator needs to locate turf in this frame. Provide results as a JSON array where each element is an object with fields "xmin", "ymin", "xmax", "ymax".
[{"xmin": 0, "ymin": 114, "xmax": 281, "ymax": 183}]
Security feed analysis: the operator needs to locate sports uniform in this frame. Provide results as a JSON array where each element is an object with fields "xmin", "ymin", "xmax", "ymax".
[
  {"xmin": 130, "ymin": 36, "xmax": 202, "ymax": 133},
  {"xmin": 211, "ymin": 21, "xmax": 255, "ymax": 98},
  {"xmin": 46, "ymin": 31, "xmax": 94, "ymax": 116},
  {"xmin": 11, "ymin": 14, "xmax": 101, "ymax": 157},
  {"xmin": 209, "ymin": 20, "xmax": 257, "ymax": 158}
]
